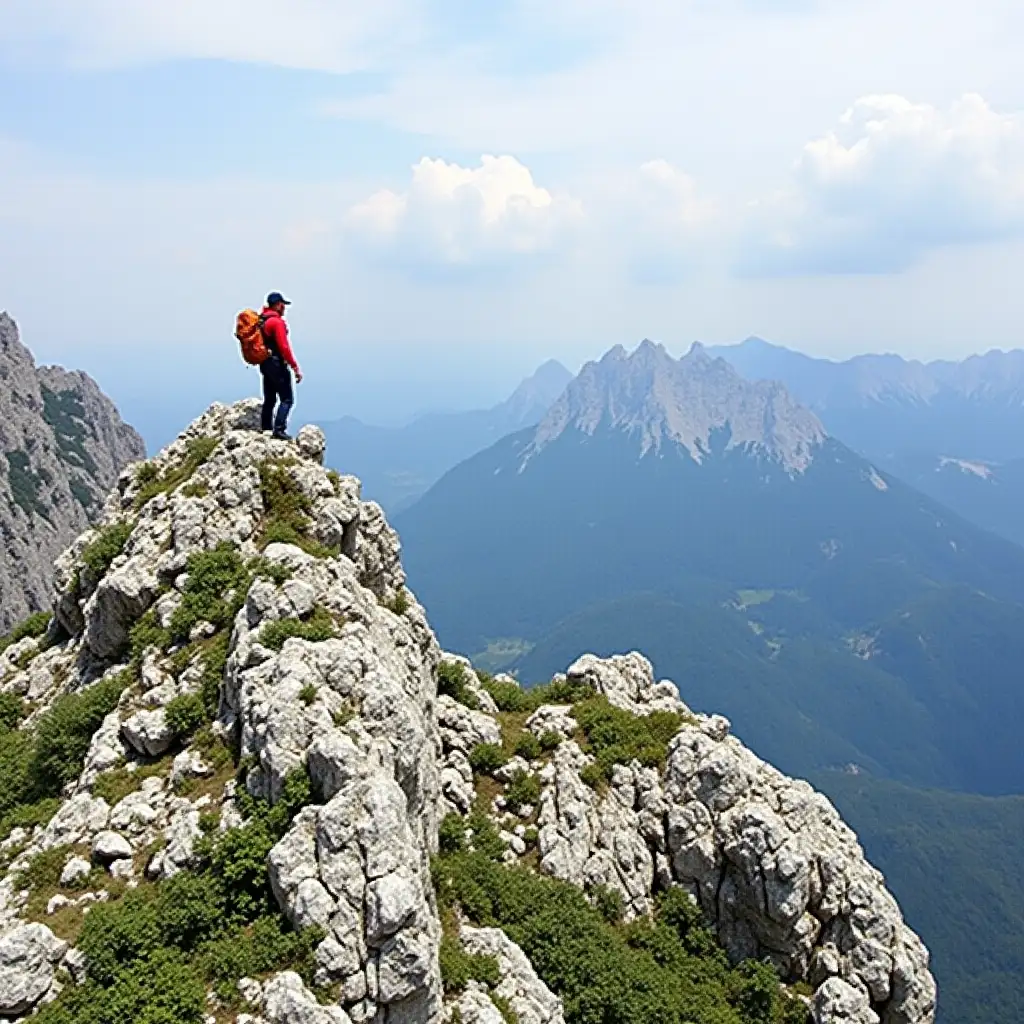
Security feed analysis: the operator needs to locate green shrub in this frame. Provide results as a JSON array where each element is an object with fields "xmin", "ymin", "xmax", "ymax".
[
  {"xmin": 539, "ymin": 731, "xmax": 563, "ymax": 752},
  {"xmin": 258, "ymin": 461, "xmax": 340, "ymax": 559},
  {"xmin": 299, "ymin": 683, "xmax": 317, "ymax": 706},
  {"xmin": 433, "ymin": 849, "xmax": 806, "ymax": 1024},
  {"xmin": 129, "ymin": 608, "xmax": 172, "ymax": 665},
  {"xmin": 135, "ymin": 437, "xmax": 219, "ymax": 508},
  {"xmin": 505, "ymin": 771, "xmax": 541, "ymax": 813},
  {"xmin": 6, "ymin": 450, "xmax": 49, "ymax": 519},
  {"xmin": 469, "ymin": 743, "xmax": 508, "ymax": 777},
  {"xmin": 514, "ymin": 733, "xmax": 542, "ymax": 760},
  {"xmin": 181, "ymin": 481, "xmax": 208, "ymax": 499},
  {"xmin": 29, "ymin": 673, "xmax": 130, "ymax": 795},
  {"xmin": 572, "ymin": 697, "xmax": 683, "ymax": 785},
  {"xmin": 169, "ymin": 543, "xmax": 250, "ymax": 642},
  {"xmin": 14, "ymin": 845, "xmax": 71, "ymax": 894},
  {"xmin": 0, "ymin": 611, "xmax": 52, "ymax": 657},
  {"xmin": 258, "ymin": 606, "xmax": 337, "ymax": 652},
  {"xmin": 439, "ymin": 813, "xmax": 467, "ymax": 855},
  {"xmin": 249, "ymin": 558, "xmax": 293, "ymax": 585},
  {"xmin": 0, "ymin": 694, "xmax": 26, "ymax": 732},
  {"xmin": 438, "ymin": 661, "xmax": 480, "ymax": 710},
  {"xmin": 481, "ymin": 676, "xmax": 529, "ymax": 713},
  {"xmin": 382, "ymin": 589, "xmax": 410, "ymax": 616},
  {"xmin": 440, "ymin": 936, "xmax": 500, "ymax": 992},
  {"xmin": 588, "ymin": 884, "xmax": 625, "ymax": 924},
  {"xmin": 198, "ymin": 633, "xmax": 230, "ymax": 716},
  {"xmin": 165, "ymin": 694, "xmax": 206, "ymax": 739},
  {"xmin": 81, "ymin": 520, "xmax": 133, "ymax": 578}
]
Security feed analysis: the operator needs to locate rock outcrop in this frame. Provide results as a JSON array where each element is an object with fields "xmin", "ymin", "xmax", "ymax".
[
  {"xmin": 0, "ymin": 400, "xmax": 935, "ymax": 1024},
  {"xmin": 0, "ymin": 312, "xmax": 144, "ymax": 631}
]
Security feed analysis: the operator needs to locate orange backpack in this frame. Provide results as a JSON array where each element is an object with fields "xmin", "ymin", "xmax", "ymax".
[{"xmin": 235, "ymin": 309, "xmax": 270, "ymax": 365}]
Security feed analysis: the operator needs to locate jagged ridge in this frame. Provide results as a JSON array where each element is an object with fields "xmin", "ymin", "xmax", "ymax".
[{"xmin": 0, "ymin": 401, "xmax": 934, "ymax": 1024}]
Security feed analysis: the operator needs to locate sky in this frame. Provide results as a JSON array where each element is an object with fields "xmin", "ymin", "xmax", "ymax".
[{"xmin": 3, "ymin": 0, "xmax": 1024, "ymax": 448}]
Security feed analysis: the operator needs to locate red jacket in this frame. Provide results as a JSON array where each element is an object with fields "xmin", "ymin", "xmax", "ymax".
[{"xmin": 261, "ymin": 308, "xmax": 300, "ymax": 373}]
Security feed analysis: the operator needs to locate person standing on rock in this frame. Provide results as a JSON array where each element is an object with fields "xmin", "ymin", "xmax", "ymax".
[{"xmin": 260, "ymin": 291, "xmax": 303, "ymax": 440}]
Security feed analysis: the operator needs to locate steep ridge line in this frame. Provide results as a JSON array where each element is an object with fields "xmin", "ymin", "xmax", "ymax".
[{"xmin": 0, "ymin": 400, "xmax": 934, "ymax": 1024}]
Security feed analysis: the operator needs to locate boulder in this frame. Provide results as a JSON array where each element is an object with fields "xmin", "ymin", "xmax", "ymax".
[{"xmin": 0, "ymin": 923, "xmax": 67, "ymax": 1016}]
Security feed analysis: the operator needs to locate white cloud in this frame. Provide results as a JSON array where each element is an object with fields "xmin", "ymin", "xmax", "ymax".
[
  {"xmin": 346, "ymin": 155, "xmax": 582, "ymax": 269},
  {"xmin": 743, "ymin": 93, "xmax": 1024, "ymax": 273}
]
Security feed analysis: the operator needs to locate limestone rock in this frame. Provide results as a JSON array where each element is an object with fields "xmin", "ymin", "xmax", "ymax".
[
  {"xmin": 91, "ymin": 830, "xmax": 133, "ymax": 863},
  {"xmin": 59, "ymin": 857, "xmax": 92, "ymax": 887},
  {"xmin": 121, "ymin": 709, "xmax": 174, "ymax": 757},
  {"xmin": 0, "ymin": 923, "xmax": 68, "ymax": 1016},
  {"xmin": 262, "ymin": 972, "xmax": 352, "ymax": 1024}
]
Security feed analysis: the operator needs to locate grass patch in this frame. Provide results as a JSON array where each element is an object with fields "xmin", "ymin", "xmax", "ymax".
[
  {"xmin": 257, "ymin": 460, "xmax": 340, "ymax": 560},
  {"xmin": 81, "ymin": 521, "xmax": 134, "ymax": 579},
  {"xmin": 258, "ymin": 606, "xmax": 337, "ymax": 652},
  {"xmin": 440, "ymin": 936, "xmax": 500, "ymax": 992},
  {"xmin": 0, "ymin": 611, "xmax": 52, "ymax": 658},
  {"xmin": 134, "ymin": 437, "xmax": 220, "ymax": 509},
  {"xmin": 482, "ymin": 675, "xmax": 594, "ymax": 715},
  {"xmin": 381, "ymin": 589, "xmax": 410, "ymax": 616}
]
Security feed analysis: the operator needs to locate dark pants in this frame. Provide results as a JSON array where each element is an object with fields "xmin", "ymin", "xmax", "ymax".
[{"xmin": 260, "ymin": 357, "xmax": 294, "ymax": 434}]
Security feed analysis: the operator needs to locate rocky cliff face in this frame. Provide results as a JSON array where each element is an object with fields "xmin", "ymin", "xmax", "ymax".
[
  {"xmin": 0, "ymin": 401, "xmax": 935, "ymax": 1024},
  {"xmin": 0, "ymin": 313, "xmax": 144, "ymax": 631}
]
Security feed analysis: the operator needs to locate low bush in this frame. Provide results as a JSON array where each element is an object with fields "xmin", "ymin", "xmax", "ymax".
[
  {"xmin": 438, "ymin": 661, "xmax": 480, "ymax": 710},
  {"xmin": 0, "ymin": 611, "xmax": 52, "ymax": 657},
  {"xmin": 299, "ymin": 683, "xmax": 317, "ymax": 706},
  {"xmin": 169, "ymin": 544, "xmax": 251, "ymax": 643},
  {"xmin": 433, "ymin": 847, "xmax": 809, "ymax": 1024},
  {"xmin": 440, "ymin": 936, "xmax": 500, "ymax": 992},
  {"xmin": 0, "ymin": 694, "xmax": 26, "ymax": 732},
  {"xmin": 258, "ymin": 606, "xmax": 337, "ymax": 652},
  {"xmin": 572, "ymin": 697, "xmax": 683, "ymax": 785},
  {"xmin": 469, "ymin": 743, "xmax": 508, "ymax": 777},
  {"xmin": 81, "ymin": 521, "xmax": 134, "ymax": 579},
  {"xmin": 514, "ymin": 733, "xmax": 542, "ymax": 760},
  {"xmin": 165, "ymin": 694, "xmax": 206, "ymax": 740},
  {"xmin": 482, "ymin": 675, "xmax": 595, "ymax": 715},
  {"xmin": 505, "ymin": 770, "xmax": 541, "ymax": 813},
  {"xmin": 539, "ymin": 731, "xmax": 563, "ymax": 752}
]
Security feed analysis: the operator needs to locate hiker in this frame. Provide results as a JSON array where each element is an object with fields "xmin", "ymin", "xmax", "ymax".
[{"xmin": 259, "ymin": 291, "xmax": 303, "ymax": 440}]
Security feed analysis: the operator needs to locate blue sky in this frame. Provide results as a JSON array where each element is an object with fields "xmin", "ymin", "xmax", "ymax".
[{"xmin": 3, "ymin": 1, "xmax": 1024, "ymax": 448}]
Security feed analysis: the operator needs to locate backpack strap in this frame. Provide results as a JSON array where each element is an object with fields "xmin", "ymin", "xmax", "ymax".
[{"xmin": 259, "ymin": 314, "xmax": 280, "ymax": 359}]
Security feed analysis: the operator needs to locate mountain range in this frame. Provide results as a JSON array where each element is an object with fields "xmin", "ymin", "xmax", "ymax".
[
  {"xmin": 397, "ymin": 339, "xmax": 1024, "ymax": 1021},
  {"xmin": 321, "ymin": 359, "xmax": 572, "ymax": 511},
  {"xmin": 0, "ymin": 313, "xmax": 145, "ymax": 630}
]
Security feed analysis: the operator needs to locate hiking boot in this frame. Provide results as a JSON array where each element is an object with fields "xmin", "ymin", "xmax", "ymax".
[{"xmin": 272, "ymin": 430, "xmax": 292, "ymax": 442}]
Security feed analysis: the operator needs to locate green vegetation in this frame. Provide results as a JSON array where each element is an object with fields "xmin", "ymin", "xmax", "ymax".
[
  {"xmin": 36, "ymin": 768, "xmax": 320, "ymax": 1024},
  {"xmin": 258, "ymin": 606, "xmax": 337, "ymax": 652},
  {"xmin": 6, "ymin": 449, "xmax": 49, "ymax": 519},
  {"xmin": 0, "ymin": 694, "xmax": 26, "ymax": 732},
  {"xmin": 0, "ymin": 673, "xmax": 129, "ymax": 839},
  {"xmin": 168, "ymin": 543, "xmax": 250, "ymax": 642},
  {"xmin": 299, "ymin": 683, "xmax": 318, "ymax": 706},
  {"xmin": 41, "ymin": 386, "xmax": 97, "ymax": 476},
  {"xmin": 469, "ymin": 743, "xmax": 508, "ymax": 777},
  {"xmin": 505, "ymin": 770, "xmax": 541, "ymax": 813},
  {"xmin": 382, "ymin": 589, "xmax": 410, "ymax": 616},
  {"xmin": 92, "ymin": 759, "xmax": 171, "ymax": 806},
  {"xmin": 437, "ymin": 660, "xmax": 480, "ymax": 709},
  {"xmin": 434, "ymin": 819, "xmax": 808, "ymax": 1024},
  {"xmin": 258, "ymin": 460, "xmax": 340, "ymax": 559},
  {"xmin": 134, "ymin": 437, "xmax": 219, "ymax": 508},
  {"xmin": 0, "ymin": 611, "xmax": 52, "ymax": 657},
  {"xmin": 69, "ymin": 478, "xmax": 97, "ymax": 511},
  {"xmin": 514, "ymin": 732, "xmax": 542, "ymax": 760},
  {"xmin": 440, "ymin": 936, "xmax": 501, "ymax": 991},
  {"xmin": 165, "ymin": 694, "xmax": 206, "ymax": 740},
  {"xmin": 481, "ymin": 674, "xmax": 594, "ymax": 714},
  {"xmin": 81, "ymin": 520, "xmax": 134, "ymax": 579},
  {"xmin": 572, "ymin": 696, "xmax": 685, "ymax": 786}
]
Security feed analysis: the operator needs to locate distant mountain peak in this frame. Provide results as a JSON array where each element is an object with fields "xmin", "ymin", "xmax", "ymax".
[{"xmin": 529, "ymin": 340, "xmax": 827, "ymax": 472}]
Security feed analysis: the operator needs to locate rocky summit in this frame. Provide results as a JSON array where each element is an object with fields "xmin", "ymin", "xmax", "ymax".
[
  {"xmin": 0, "ymin": 400, "xmax": 935, "ymax": 1024},
  {"xmin": 0, "ymin": 313, "xmax": 144, "ymax": 631},
  {"xmin": 529, "ymin": 340, "xmax": 826, "ymax": 473}
]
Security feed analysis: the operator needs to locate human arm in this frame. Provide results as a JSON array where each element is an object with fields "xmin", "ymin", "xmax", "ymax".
[{"xmin": 267, "ymin": 318, "xmax": 302, "ymax": 378}]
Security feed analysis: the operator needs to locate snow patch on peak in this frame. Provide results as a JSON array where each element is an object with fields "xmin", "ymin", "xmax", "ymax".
[{"xmin": 528, "ymin": 340, "xmax": 827, "ymax": 473}]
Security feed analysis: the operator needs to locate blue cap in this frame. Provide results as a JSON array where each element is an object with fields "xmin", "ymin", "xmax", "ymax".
[{"xmin": 266, "ymin": 291, "xmax": 291, "ymax": 306}]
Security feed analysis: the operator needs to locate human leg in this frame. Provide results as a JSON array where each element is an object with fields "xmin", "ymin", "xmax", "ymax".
[
  {"xmin": 260, "ymin": 364, "xmax": 279, "ymax": 431},
  {"xmin": 273, "ymin": 370, "xmax": 294, "ymax": 435}
]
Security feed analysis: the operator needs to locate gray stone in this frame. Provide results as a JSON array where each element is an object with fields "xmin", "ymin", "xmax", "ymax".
[
  {"xmin": 0, "ymin": 923, "xmax": 68, "ymax": 1016},
  {"xmin": 92, "ymin": 830, "xmax": 133, "ymax": 863},
  {"xmin": 59, "ymin": 856, "xmax": 92, "ymax": 887},
  {"xmin": 121, "ymin": 709, "xmax": 174, "ymax": 757}
]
